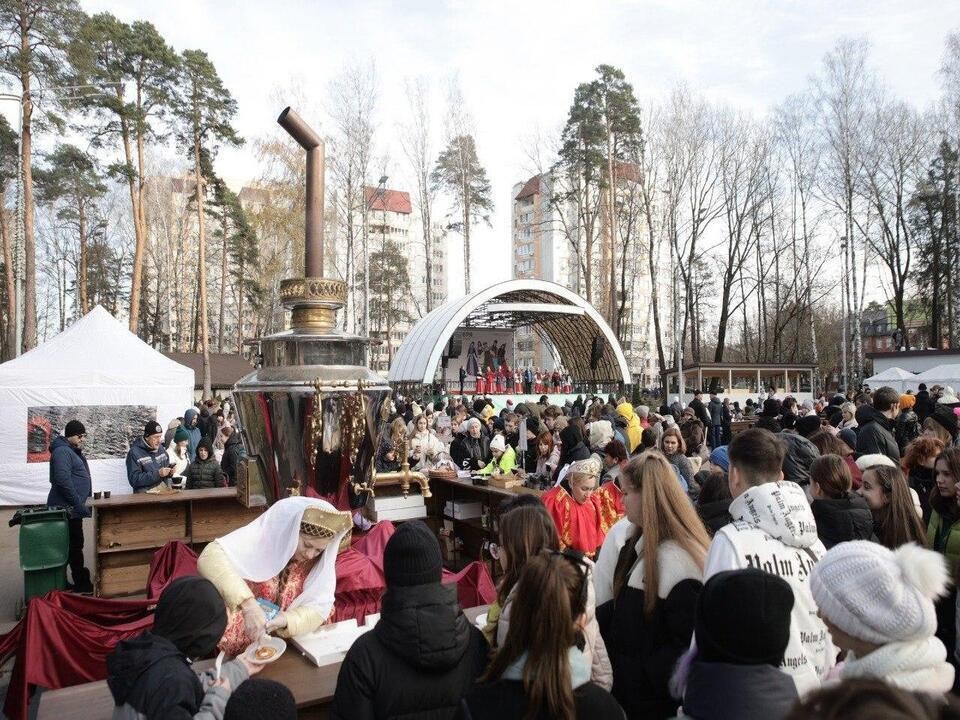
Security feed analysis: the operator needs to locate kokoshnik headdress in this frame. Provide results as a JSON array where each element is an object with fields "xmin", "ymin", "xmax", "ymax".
[{"xmin": 299, "ymin": 506, "xmax": 352, "ymax": 539}]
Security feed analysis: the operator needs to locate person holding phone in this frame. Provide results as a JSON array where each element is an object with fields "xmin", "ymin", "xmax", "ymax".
[{"xmin": 125, "ymin": 420, "xmax": 173, "ymax": 493}]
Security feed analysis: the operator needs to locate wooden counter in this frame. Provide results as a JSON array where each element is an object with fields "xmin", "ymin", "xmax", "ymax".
[
  {"xmin": 426, "ymin": 474, "xmax": 531, "ymax": 579},
  {"xmin": 90, "ymin": 488, "xmax": 264, "ymax": 599},
  {"xmin": 36, "ymin": 605, "xmax": 489, "ymax": 720}
]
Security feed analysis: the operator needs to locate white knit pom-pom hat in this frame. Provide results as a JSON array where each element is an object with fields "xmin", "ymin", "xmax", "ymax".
[{"xmin": 811, "ymin": 541, "xmax": 950, "ymax": 645}]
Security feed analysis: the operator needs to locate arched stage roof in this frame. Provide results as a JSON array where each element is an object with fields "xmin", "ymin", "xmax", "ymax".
[{"xmin": 388, "ymin": 279, "xmax": 631, "ymax": 386}]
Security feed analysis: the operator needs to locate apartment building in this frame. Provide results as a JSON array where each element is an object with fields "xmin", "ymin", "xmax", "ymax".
[{"xmin": 510, "ymin": 171, "xmax": 658, "ymax": 386}]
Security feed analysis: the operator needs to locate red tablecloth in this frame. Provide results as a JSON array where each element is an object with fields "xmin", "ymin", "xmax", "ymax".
[{"xmin": 0, "ymin": 521, "xmax": 495, "ymax": 720}]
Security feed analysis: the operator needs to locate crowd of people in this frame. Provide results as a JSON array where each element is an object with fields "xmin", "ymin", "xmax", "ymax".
[{"xmin": 43, "ymin": 379, "xmax": 960, "ymax": 719}]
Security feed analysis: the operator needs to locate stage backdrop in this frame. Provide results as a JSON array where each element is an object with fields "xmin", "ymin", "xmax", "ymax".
[
  {"xmin": 446, "ymin": 328, "xmax": 516, "ymax": 380},
  {"xmin": 0, "ymin": 306, "xmax": 194, "ymax": 506}
]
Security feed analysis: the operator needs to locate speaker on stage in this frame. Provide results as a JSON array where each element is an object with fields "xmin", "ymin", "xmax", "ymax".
[
  {"xmin": 448, "ymin": 334, "xmax": 462, "ymax": 358},
  {"xmin": 590, "ymin": 337, "xmax": 603, "ymax": 371}
]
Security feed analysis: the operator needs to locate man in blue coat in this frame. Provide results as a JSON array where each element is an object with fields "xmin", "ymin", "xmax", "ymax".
[
  {"xmin": 47, "ymin": 420, "xmax": 93, "ymax": 593},
  {"xmin": 125, "ymin": 420, "xmax": 173, "ymax": 493}
]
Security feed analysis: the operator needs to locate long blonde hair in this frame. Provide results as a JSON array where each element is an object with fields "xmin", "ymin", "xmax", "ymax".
[{"xmin": 613, "ymin": 450, "xmax": 711, "ymax": 616}]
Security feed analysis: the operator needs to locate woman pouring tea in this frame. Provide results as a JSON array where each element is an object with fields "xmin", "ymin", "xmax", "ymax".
[{"xmin": 198, "ymin": 496, "xmax": 352, "ymax": 656}]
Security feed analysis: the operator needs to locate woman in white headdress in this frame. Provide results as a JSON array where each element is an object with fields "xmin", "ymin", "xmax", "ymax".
[{"xmin": 198, "ymin": 496, "xmax": 352, "ymax": 656}]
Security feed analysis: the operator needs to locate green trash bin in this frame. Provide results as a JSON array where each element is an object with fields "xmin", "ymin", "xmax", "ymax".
[{"xmin": 19, "ymin": 507, "xmax": 70, "ymax": 603}]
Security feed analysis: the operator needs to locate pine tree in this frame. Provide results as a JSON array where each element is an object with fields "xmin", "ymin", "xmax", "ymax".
[
  {"xmin": 557, "ymin": 64, "xmax": 642, "ymax": 333},
  {"xmin": 0, "ymin": 0, "xmax": 83, "ymax": 350},
  {"xmin": 432, "ymin": 134, "xmax": 492, "ymax": 294},
  {"xmin": 69, "ymin": 13, "xmax": 180, "ymax": 334},
  {"xmin": 366, "ymin": 239, "xmax": 412, "ymax": 368},
  {"xmin": 34, "ymin": 143, "xmax": 106, "ymax": 316},
  {"xmin": 173, "ymin": 49, "xmax": 241, "ymax": 397}
]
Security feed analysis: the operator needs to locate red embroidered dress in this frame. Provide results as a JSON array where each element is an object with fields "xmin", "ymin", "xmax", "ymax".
[{"xmin": 218, "ymin": 557, "xmax": 331, "ymax": 656}]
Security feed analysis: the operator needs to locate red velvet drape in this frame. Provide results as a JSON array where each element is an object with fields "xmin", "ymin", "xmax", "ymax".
[{"xmin": 0, "ymin": 521, "xmax": 496, "ymax": 720}]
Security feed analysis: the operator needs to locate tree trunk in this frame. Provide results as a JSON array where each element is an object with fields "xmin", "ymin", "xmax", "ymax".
[
  {"xmin": 462, "ymin": 174, "xmax": 471, "ymax": 295},
  {"xmin": 1, "ymin": 205, "xmax": 15, "ymax": 360},
  {"xmin": 218, "ymin": 207, "xmax": 227, "ymax": 352},
  {"xmin": 193, "ymin": 133, "xmax": 212, "ymax": 398},
  {"xmin": 422, "ymin": 168, "xmax": 433, "ymax": 312},
  {"xmin": 800, "ymin": 192, "xmax": 818, "ymax": 388},
  {"xmin": 21, "ymin": 81, "xmax": 37, "ymax": 351},
  {"xmin": 78, "ymin": 200, "xmax": 89, "ymax": 315},
  {"xmin": 122, "ymin": 85, "xmax": 146, "ymax": 334},
  {"xmin": 605, "ymin": 126, "xmax": 617, "ymax": 336},
  {"xmin": 236, "ymin": 253, "xmax": 244, "ymax": 352}
]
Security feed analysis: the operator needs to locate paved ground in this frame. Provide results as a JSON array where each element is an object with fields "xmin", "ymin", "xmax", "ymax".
[{"xmin": 0, "ymin": 513, "xmax": 94, "ymax": 623}]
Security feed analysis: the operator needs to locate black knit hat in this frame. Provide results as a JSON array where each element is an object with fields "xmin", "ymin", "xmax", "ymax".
[
  {"xmin": 384, "ymin": 520, "xmax": 442, "ymax": 587},
  {"xmin": 144, "ymin": 420, "xmax": 163, "ymax": 437},
  {"xmin": 224, "ymin": 679, "xmax": 296, "ymax": 720},
  {"xmin": 780, "ymin": 412, "xmax": 797, "ymax": 430},
  {"xmin": 64, "ymin": 420, "xmax": 86, "ymax": 438},
  {"xmin": 695, "ymin": 568, "xmax": 793, "ymax": 666},
  {"xmin": 796, "ymin": 415, "xmax": 821, "ymax": 438},
  {"xmin": 931, "ymin": 405, "xmax": 960, "ymax": 441}
]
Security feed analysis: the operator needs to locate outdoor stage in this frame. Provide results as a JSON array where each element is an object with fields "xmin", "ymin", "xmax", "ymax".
[{"xmin": 388, "ymin": 279, "xmax": 632, "ymax": 396}]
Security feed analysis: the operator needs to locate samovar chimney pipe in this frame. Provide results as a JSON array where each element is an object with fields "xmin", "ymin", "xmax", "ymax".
[{"xmin": 277, "ymin": 107, "xmax": 324, "ymax": 278}]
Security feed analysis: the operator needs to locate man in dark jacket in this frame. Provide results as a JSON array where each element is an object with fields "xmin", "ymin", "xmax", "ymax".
[
  {"xmin": 689, "ymin": 390, "xmax": 711, "ymax": 428},
  {"xmin": 221, "ymin": 426, "xmax": 244, "ymax": 486},
  {"xmin": 331, "ymin": 521, "xmax": 487, "ymax": 720},
  {"xmin": 47, "ymin": 420, "xmax": 93, "ymax": 593},
  {"xmin": 708, "ymin": 393, "xmax": 723, "ymax": 449},
  {"xmin": 855, "ymin": 386, "xmax": 901, "ymax": 463},
  {"xmin": 915, "ymin": 383, "xmax": 932, "ymax": 422},
  {"xmin": 125, "ymin": 420, "xmax": 173, "ymax": 493}
]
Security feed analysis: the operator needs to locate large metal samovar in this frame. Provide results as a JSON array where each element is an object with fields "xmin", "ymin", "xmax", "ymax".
[{"xmin": 232, "ymin": 107, "xmax": 390, "ymax": 508}]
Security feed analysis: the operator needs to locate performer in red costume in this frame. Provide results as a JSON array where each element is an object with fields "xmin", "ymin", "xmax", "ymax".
[
  {"xmin": 534, "ymin": 369, "xmax": 543, "ymax": 395},
  {"xmin": 485, "ymin": 366, "xmax": 496, "ymax": 395},
  {"xmin": 541, "ymin": 458, "xmax": 608, "ymax": 557},
  {"xmin": 475, "ymin": 370, "xmax": 485, "ymax": 395},
  {"xmin": 496, "ymin": 365, "xmax": 506, "ymax": 394}
]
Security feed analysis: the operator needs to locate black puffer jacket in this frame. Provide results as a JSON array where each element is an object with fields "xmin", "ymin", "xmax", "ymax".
[
  {"xmin": 331, "ymin": 582, "xmax": 488, "ymax": 720},
  {"xmin": 895, "ymin": 410, "xmax": 921, "ymax": 453},
  {"xmin": 679, "ymin": 660, "xmax": 798, "ymax": 720},
  {"xmin": 778, "ymin": 432, "xmax": 820, "ymax": 488},
  {"xmin": 811, "ymin": 494, "xmax": 876, "ymax": 549},
  {"xmin": 184, "ymin": 441, "xmax": 223, "ymax": 490},
  {"xmin": 855, "ymin": 408, "xmax": 900, "ymax": 463},
  {"xmin": 450, "ymin": 433, "xmax": 490, "ymax": 471}
]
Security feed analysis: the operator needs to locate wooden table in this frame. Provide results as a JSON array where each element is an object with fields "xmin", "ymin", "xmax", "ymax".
[
  {"xmin": 90, "ymin": 488, "xmax": 265, "ymax": 598},
  {"xmin": 36, "ymin": 605, "xmax": 490, "ymax": 720}
]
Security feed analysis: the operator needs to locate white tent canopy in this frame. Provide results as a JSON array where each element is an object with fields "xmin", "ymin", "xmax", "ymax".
[
  {"xmin": 913, "ymin": 364, "xmax": 960, "ymax": 389},
  {"xmin": 0, "ymin": 306, "xmax": 194, "ymax": 506},
  {"xmin": 864, "ymin": 367, "xmax": 918, "ymax": 393}
]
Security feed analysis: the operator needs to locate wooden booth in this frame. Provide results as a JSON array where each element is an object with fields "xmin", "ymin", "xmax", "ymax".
[{"xmin": 90, "ymin": 488, "xmax": 264, "ymax": 598}]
